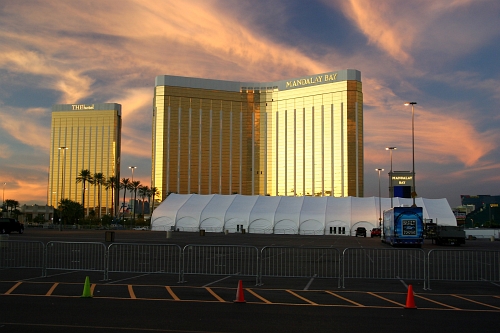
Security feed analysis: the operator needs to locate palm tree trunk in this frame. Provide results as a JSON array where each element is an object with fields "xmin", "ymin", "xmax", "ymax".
[
  {"xmin": 122, "ymin": 189, "xmax": 126, "ymax": 224},
  {"xmin": 110, "ymin": 185, "xmax": 114, "ymax": 218},
  {"xmin": 82, "ymin": 180, "xmax": 86, "ymax": 216},
  {"xmin": 98, "ymin": 186, "xmax": 101, "ymax": 220},
  {"xmin": 133, "ymin": 190, "xmax": 137, "ymax": 222}
]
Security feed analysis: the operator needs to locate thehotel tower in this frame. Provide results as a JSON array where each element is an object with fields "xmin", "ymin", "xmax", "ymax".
[
  {"xmin": 152, "ymin": 69, "xmax": 363, "ymax": 201},
  {"xmin": 48, "ymin": 103, "xmax": 122, "ymax": 215}
]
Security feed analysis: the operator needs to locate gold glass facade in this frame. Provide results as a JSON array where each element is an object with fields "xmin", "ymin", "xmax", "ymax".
[
  {"xmin": 48, "ymin": 103, "xmax": 122, "ymax": 215},
  {"xmin": 153, "ymin": 70, "xmax": 362, "ymax": 201}
]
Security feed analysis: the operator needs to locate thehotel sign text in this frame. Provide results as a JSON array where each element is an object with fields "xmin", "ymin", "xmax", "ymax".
[
  {"xmin": 72, "ymin": 104, "xmax": 95, "ymax": 110},
  {"xmin": 285, "ymin": 73, "xmax": 338, "ymax": 89}
]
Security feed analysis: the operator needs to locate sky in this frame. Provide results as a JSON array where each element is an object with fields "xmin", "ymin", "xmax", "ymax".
[{"xmin": 1, "ymin": 0, "xmax": 499, "ymax": 208}]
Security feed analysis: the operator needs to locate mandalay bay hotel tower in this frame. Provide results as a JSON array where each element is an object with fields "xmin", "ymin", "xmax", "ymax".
[{"xmin": 152, "ymin": 69, "xmax": 363, "ymax": 201}]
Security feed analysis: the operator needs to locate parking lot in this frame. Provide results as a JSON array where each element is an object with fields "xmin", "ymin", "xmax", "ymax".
[
  {"xmin": 1, "ymin": 229, "xmax": 499, "ymax": 332},
  {"xmin": 2, "ymin": 228, "xmax": 499, "ymax": 293}
]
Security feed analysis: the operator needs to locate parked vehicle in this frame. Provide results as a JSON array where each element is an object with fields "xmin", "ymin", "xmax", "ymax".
[
  {"xmin": 0, "ymin": 218, "xmax": 25, "ymax": 234},
  {"xmin": 425, "ymin": 223, "xmax": 465, "ymax": 246},
  {"xmin": 370, "ymin": 228, "xmax": 381, "ymax": 237},
  {"xmin": 382, "ymin": 207, "xmax": 423, "ymax": 247},
  {"xmin": 355, "ymin": 227, "xmax": 366, "ymax": 237},
  {"xmin": 133, "ymin": 226, "xmax": 148, "ymax": 231}
]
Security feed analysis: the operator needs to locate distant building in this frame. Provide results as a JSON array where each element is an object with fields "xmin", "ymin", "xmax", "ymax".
[
  {"xmin": 128, "ymin": 199, "xmax": 150, "ymax": 215},
  {"xmin": 48, "ymin": 103, "xmax": 122, "ymax": 216},
  {"xmin": 20, "ymin": 204, "xmax": 54, "ymax": 223},
  {"xmin": 461, "ymin": 195, "xmax": 500, "ymax": 227},
  {"xmin": 153, "ymin": 69, "xmax": 363, "ymax": 201}
]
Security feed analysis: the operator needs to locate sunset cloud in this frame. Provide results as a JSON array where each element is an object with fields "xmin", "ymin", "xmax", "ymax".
[{"xmin": 0, "ymin": 0, "xmax": 499, "ymax": 207}]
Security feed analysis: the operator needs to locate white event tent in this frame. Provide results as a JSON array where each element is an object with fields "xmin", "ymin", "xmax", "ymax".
[{"xmin": 151, "ymin": 194, "xmax": 457, "ymax": 235}]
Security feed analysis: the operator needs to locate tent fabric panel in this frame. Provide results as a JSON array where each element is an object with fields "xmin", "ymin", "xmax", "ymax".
[
  {"xmin": 325, "ymin": 197, "xmax": 352, "ymax": 224},
  {"xmin": 150, "ymin": 217, "xmax": 174, "ymax": 231},
  {"xmin": 421, "ymin": 198, "xmax": 457, "ymax": 226},
  {"xmin": 351, "ymin": 197, "xmax": 378, "ymax": 225},
  {"xmin": 200, "ymin": 195, "xmax": 236, "ymax": 228},
  {"xmin": 176, "ymin": 194, "xmax": 214, "ymax": 228},
  {"xmin": 176, "ymin": 216, "xmax": 199, "ymax": 232},
  {"xmin": 299, "ymin": 219, "xmax": 324, "ymax": 235},
  {"xmin": 274, "ymin": 197, "xmax": 304, "ymax": 227},
  {"xmin": 274, "ymin": 219, "xmax": 298, "ymax": 234},
  {"xmin": 151, "ymin": 193, "xmax": 192, "ymax": 227},
  {"xmin": 200, "ymin": 217, "xmax": 224, "ymax": 232},
  {"xmin": 248, "ymin": 218, "xmax": 274, "ymax": 234},
  {"xmin": 225, "ymin": 195, "xmax": 259, "ymax": 225},
  {"xmin": 249, "ymin": 196, "xmax": 281, "ymax": 229},
  {"xmin": 299, "ymin": 197, "xmax": 328, "ymax": 225}
]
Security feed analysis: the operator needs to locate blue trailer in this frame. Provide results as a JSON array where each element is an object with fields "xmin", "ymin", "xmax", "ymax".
[{"xmin": 382, "ymin": 207, "xmax": 424, "ymax": 247}]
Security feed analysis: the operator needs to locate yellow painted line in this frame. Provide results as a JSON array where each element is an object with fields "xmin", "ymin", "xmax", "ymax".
[
  {"xmin": 205, "ymin": 287, "xmax": 226, "ymax": 303},
  {"xmin": 5, "ymin": 282, "xmax": 22, "ymax": 295},
  {"xmin": 286, "ymin": 290, "xmax": 318, "ymax": 305},
  {"xmin": 325, "ymin": 290, "xmax": 365, "ymax": 307},
  {"xmin": 452, "ymin": 294, "xmax": 500, "ymax": 310},
  {"xmin": 46, "ymin": 283, "xmax": 59, "ymax": 296},
  {"xmin": 246, "ymin": 288, "xmax": 272, "ymax": 304},
  {"xmin": 367, "ymin": 292, "xmax": 405, "ymax": 307},
  {"xmin": 415, "ymin": 294, "xmax": 460, "ymax": 310},
  {"xmin": 128, "ymin": 285, "xmax": 136, "ymax": 299},
  {"xmin": 165, "ymin": 286, "xmax": 180, "ymax": 301}
]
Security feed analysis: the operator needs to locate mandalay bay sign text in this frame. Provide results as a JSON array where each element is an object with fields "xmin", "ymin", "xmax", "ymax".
[{"xmin": 285, "ymin": 73, "xmax": 338, "ymax": 89}]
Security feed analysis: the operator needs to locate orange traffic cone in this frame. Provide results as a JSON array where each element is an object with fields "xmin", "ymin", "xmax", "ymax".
[
  {"xmin": 404, "ymin": 284, "xmax": 416, "ymax": 309},
  {"xmin": 234, "ymin": 280, "xmax": 246, "ymax": 303}
]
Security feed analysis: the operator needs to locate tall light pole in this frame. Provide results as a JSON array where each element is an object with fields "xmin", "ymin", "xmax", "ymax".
[
  {"xmin": 58, "ymin": 146, "xmax": 68, "ymax": 231},
  {"xmin": 404, "ymin": 102, "xmax": 417, "ymax": 207},
  {"xmin": 385, "ymin": 147, "xmax": 397, "ymax": 208},
  {"xmin": 376, "ymin": 168, "xmax": 384, "ymax": 227},
  {"xmin": 129, "ymin": 166, "xmax": 137, "ymax": 182},
  {"xmin": 2, "ymin": 182, "xmax": 6, "ymax": 204},
  {"xmin": 128, "ymin": 166, "xmax": 137, "ymax": 218}
]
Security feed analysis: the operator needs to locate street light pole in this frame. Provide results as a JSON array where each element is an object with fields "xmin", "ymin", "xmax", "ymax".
[
  {"xmin": 385, "ymin": 147, "xmax": 397, "ymax": 208},
  {"xmin": 376, "ymin": 168, "xmax": 384, "ymax": 227},
  {"xmin": 405, "ymin": 102, "xmax": 417, "ymax": 207},
  {"xmin": 58, "ymin": 146, "xmax": 68, "ymax": 231},
  {"xmin": 2, "ymin": 182, "xmax": 6, "ymax": 205},
  {"xmin": 129, "ymin": 166, "xmax": 137, "ymax": 182}
]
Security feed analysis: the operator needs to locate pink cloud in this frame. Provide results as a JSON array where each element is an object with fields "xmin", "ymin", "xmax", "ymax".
[{"xmin": 365, "ymin": 105, "xmax": 497, "ymax": 168}]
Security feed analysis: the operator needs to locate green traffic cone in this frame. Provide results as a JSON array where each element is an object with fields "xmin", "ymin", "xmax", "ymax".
[{"xmin": 81, "ymin": 276, "xmax": 93, "ymax": 298}]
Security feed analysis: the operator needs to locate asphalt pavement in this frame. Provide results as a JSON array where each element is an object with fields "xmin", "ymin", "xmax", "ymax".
[{"xmin": 1, "ymin": 229, "xmax": 499, "ymax": 332}]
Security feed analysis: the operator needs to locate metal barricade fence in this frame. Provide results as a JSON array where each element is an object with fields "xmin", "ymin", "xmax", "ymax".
[
  {"xmin": 106, "ymin": 243, "xmax": 182, "ymax": 281},
  {"xmin": 427, "ymin": 249, "xmax": 500, "ymax": 289},
  {"xmin": 0, "ymin": 240, "xmax": 45, "ymax": 276},
  {"xmin": 182, "ymin": 245, "xmax": 260, "ymax": 284},
  {"xmin": 342, "ymin": 248, "xmax": 427, "ymax": 289},
  {"xmin": 44, "ymin": 241, "xmax": 107, "ymax": 278},
  {"xmin": 260, "ymin": 246, "xmax": 341, "ymax": 287}
]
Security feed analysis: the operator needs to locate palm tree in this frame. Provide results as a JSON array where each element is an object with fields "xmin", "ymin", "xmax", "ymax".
[
  {"xmin": 139, "ymin": 185, "xmax": 149, "ymax": 217},
  {"xmin": 93, "ymin": 173, "xmax": 105, "ymax": 220},
  {"xmin": 76, "ymin": 169, "xmax": 93, "ymax": 216},
  {"xmin": 120, "ymin": 178, "xmax": 131, "ymax": 223},
  {"xmin": 4, "ymin": 199, "xmax": 19, "ymax": 217},
  {"xmin": 58, "ymin": 198, "xmax": 84, "ymax": 226},
  {"xmin": 149, "ymin": 187, "xmax": 160, "ymax": 213},
  {"xmin": 105, "ymin": 176, "xmax": 118, "ymax": 217},
  {"xmin": 129, "ymin": 180, "xmax": 142, "ymax": 222}
]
